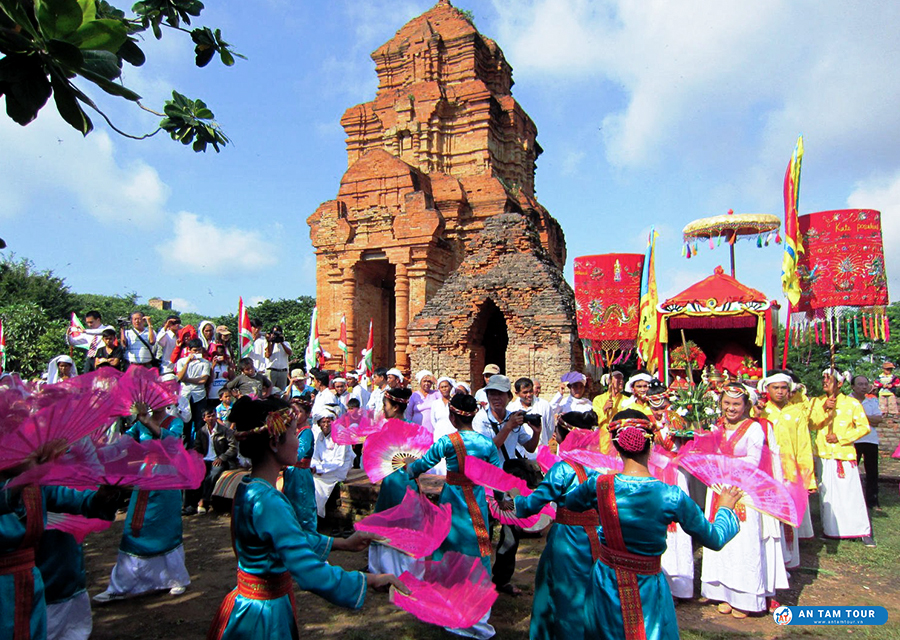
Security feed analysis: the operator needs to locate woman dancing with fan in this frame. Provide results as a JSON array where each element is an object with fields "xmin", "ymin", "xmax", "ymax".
[
  {"xmin": 512, "ymin": 412, "xmax": 601, "ymax": 640},
  {"xmin": 207, "ymin": 396, "xmax": 405, "ymax": 640},
  {"xmin": 699, "ymin": 383, "xmax": 781, "ymax": 618},
  {"xmin": 94, "ymin": 404, "xmax": 190, "ymax": 602},
  {"xmin": 406, "ymin": 393, "xmax": 504, "ymax": 639},
  {"xmin": 369, "ymin": 387, "xmax": 421, "ymax": 575},
  {"xmin": 564, "ymin": 409, "xmax": 742, "ymax": 640}
]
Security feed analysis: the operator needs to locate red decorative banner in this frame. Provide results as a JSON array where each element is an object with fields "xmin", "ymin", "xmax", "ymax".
[
  {"xmin": 796, "ymin": 209, "xmax": 888, "ymax": 312},
  {"xmin": 574, "ymin": 254, "xmax": 644, "ymax": 343}
]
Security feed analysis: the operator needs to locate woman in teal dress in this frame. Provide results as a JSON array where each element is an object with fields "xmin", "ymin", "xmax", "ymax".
[
  {"xmin": 0, "ymin": 477, "xmax": 117, "ymax": 640},
  {"xmin": 281, "ymin": 393, "xmax": 317, "ymax": 531},
  {"xmin": 94, "ymin": 406, "xmax": 189, "ymax": 602},
  {"xmin": 514, "ymin": 416, "xmax": 601, "ymax": 640},
  {"xmin": 564, "ymin": 410, "xmax": 743, "ymax": 640},
  {"xmin": 406, "ymin": 394, "xmax": 503, "ymax": 639},
  {"xmin": 208, "ymin": 396, "xmax": 405, "ymax": 640}
]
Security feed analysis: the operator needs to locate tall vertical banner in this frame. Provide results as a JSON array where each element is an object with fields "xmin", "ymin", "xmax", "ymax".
[
  {"xmin": 574, "ymin": 253, "xmax": 644, "ymax": 367},
  {"xmin": 781, "ymin": 135, "xmax": 803, "ymax": 367},
  {"xmin": 338, "ymin": 314, "xmax": 349, "ymax": 372},
  {"xmin": 238, "ymin": 297, "xmax": 253, "ymax": 359},
  {"xmin": 304, "ymin": 307, "xmax": 330, "ymax": 371},
  {"xmin": 0, "ymin": 319, "xmax": 6, "ymax": 372},
  {"xmin": 357, "ymin": 319, "xmax": 374, "ymax": 388},
  {"xmin": 637, "ymin": 228, "xmax": 660, "ymax": 372}
]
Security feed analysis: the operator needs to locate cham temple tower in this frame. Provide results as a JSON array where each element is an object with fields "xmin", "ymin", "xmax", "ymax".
[{"xmin": 307, "ymin": 0, "xmax": 580, "ymax": 386}]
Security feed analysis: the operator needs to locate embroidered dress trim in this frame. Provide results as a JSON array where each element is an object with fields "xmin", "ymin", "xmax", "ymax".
[{"xmin": 448, "ymin": 432, "xmax": 493, "ymax": 558}]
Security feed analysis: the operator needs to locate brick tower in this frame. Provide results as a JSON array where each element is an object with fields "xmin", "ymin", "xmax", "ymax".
[{"xmin": 307, "ymin": 0, "xmax": 580, "ymax": 386}]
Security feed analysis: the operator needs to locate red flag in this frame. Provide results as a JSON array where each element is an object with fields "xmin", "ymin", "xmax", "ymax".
[
  {"xmin": 238, "ymin": 297, "xmax": 253, "ymax": 359},
  {"xmin": 338, "ymin": 314, "xmax": 349, "ymax": 373}
]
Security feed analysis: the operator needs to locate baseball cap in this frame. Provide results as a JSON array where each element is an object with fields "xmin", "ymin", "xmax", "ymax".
[
  {"xmin": 483, "ymin": 374, "xmax": 511, "ymax": 393},
  {"xmin": 483, "ymin": 364, "xmax": 501, "ymax": 376}
]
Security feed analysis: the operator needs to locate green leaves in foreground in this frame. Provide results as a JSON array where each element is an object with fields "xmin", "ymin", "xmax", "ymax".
[{"xmin": 160, "ymin": 90, "xmax": 229, "ymax": 152}]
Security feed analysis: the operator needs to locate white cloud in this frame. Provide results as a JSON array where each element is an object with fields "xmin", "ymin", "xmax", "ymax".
[
  {"xmin": 249, "ymin": 296, "xmax": 269, "ymax": 306},
  {"xmin": 155, "ymin": 212, "xmax": 279, "ymax": 275},
  {"xmin": 491, "ymin": 1, "xmax": 900, "ymax": 170},
  {"xmin": 170, "ymin": 297, "xmax": 197, "ymax": 312},
  {"xmin": 0, "ymin": 111, "xmax": 169, "ymax": 227},
  {"xmin": 847, "ymin": 171, "xmax": 900, "ymax": 302}
]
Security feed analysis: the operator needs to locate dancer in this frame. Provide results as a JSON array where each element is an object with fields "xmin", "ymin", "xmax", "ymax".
[
  {"xmin": 406, "ymin": 394, "xmax": 504, "ymax": 639},
  {"xmin": 700, "ymin": 384, "xmax": 782, "ymax": 617},
  {"xmin": 207, "ymin": 396, "xmax": 404, "ymax": 639},
  {"xmin": 94, "ymin": 405, "xmax": 190, "ymax": 602},
  {"xmin": 282, "ymin": 393, "xmax": 317, "ymax": 531},
  {"xmin": 808, "ymin": 369, "xmax": 873, "ymax": 545},
  {"xmin": 565, "ymin": 410, "xmax": 742, "ymax": 640},
  {"xmin": 513, "ymin": 412, "xmax": 601, "ymax": 640}
]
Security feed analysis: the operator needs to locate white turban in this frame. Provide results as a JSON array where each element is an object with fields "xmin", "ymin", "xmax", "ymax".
[
  {"xmin": 437, "ymin": 376, "xmax": 456, "ymax": 390},
  {"xmin": 759, "ymin": 373, "xmax": 794, "ymax": 393},
  {"xmin": 624, "ymin": 372, "xmax": 652, "ymax": 394},
  {"xmin": 415, "ymin": 370, "xmax": 434, "ymax": 383},
  {"xmin": 822, "ymin": 368, "xmax": 851, "ymax": 385},
  {"xmin": 313, "ymin": 406, "xmax": 337, "ymax": 424},
  {"xmin": 386, "ymin": 368, "xmax": 404, "ymax": 383}
]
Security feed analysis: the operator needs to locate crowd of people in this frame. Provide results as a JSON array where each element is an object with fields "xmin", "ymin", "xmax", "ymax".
[{"xmin": 0, "ymin": 308, "xmax": 893, "ymax": 640}]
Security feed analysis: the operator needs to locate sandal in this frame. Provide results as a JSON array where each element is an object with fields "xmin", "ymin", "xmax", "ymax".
[
  {"xmin": 731, "ymin": 608, "xmax": 748, "ymax": 619},
  {"xmin": 717, "ymin": 602, "xmax": 733, "ymax": 614},
  {"xmin": 497, "ymin": 583, "xmax": 522, "ymax": 597}
]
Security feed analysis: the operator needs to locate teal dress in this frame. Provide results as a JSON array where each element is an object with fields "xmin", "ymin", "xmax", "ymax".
[
  {"xmin": 565, "ymin": 475, "xmax": 740, "ymax": 640},
  {"xmin": 406, "ymin": 430, "xmax": 502, "ymax": 572},
  {"xmin": 282, "ymin": 427, "xmax": 317, "ymax": 531},
  {"xmin": 37, "ymin": 529, "xmax": 86, "ymax": 605},
  {"xmin": 218, "ymin": 476, "xmax": 367, "ymax": 639},
  {"xmin": 120, "ymin": 418, "xmax": 184, "ymax": 557},
  {"xmin": 514, "ymin": 460, "xmax": 599, "ymax": 640},
  {"xmin": 0, "ymin": 485, "xmax": 115, "ymax": 640}
]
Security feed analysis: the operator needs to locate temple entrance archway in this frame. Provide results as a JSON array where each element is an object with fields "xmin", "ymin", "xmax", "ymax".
[
  {"xmin": 355, "ymin": 256, "xmax": 396, "ymax": 367},
  {"xmin": 469, "ymin": 299, "xmax": 508, "ymax": 387}
]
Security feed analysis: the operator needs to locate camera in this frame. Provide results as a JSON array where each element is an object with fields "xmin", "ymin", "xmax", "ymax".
[
  {"xmin": 116, "ymin": 317, "xmax": 130, "ymax": 328},
  {"xmin": 521, "ymin": 412, "xmax": 542, "ymax": 428},
  {"xmin": 267, "ymin": 331, "xmax": 285, "ymax": 343}
]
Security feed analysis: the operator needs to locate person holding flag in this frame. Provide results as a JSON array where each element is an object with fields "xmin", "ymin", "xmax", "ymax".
[{"xmin": 67, "ymin": 310, "xmax": 112, "ymax": 371}]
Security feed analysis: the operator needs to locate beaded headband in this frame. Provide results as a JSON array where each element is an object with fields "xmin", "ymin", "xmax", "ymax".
[
  {"xmin": 449, "ymin": 404, "xmax": 477, "ymax": 417},
  {"xmin": 234, "ymin": 407, "xmax": 294, "ymax": 441},
  {"xmin": 722, "ymin": 383, "xmax": 749, "ymax": 399},
  {"xmin": 609, "ymin": 417, "xmax": 653, "ymax": 432},
  {"xmin": 384, "ymin": 389, "xmax": 410, "ymax": 405}
]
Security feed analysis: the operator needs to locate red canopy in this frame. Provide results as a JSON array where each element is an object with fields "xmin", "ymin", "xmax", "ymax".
[{"xmin": 661, "ymin": 266, "xmax": 768, "ymax": 311}]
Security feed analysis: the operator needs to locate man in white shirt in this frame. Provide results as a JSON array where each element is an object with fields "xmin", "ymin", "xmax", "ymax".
[
  {"xmin": 347, "ymin": 372, "xmax": 370, "ymax": 409},
  {"xmin": 366, "ymin": 367, "xmax": 389, "ymax": 421},
  {"xmin": 311, "ymin": 408, "xmax": 353, "ymax": 521},
  {"xmin": 249, "ymin": 319, "xmax": 267, "ymax": 374},
  {"xmin": 311, "ymin": 370, "xmax": 344, "ymax": 418},
  {"xmin": 549, "ymin": 371, "xmax": 593, "ymax": 422},
  {"xmin": 155, "ymin": 315, "xmax": 182, "ymax": 380},
  {"xmin": 852, "ymin": 374, "xmax": 884, "ymax": 511},
  {"xmin": 121, "ymin": 311, "xmax": 156, "ymax": 368},
  {"xmin": 332, "ymin": 377, "xmax": 350, "ymax": 411},
  {"xmin": 507, "ymin": 377, "xmax": 554, "ymax": 452},
  {"xmin": 67, "ymin": 310, "xmax": 113, "ymax": 371},
  {"xmin": 264, "ymin": 324, "xmax": 292, "ymax": 391},
  {"xmin": 474, "ymin": 364, "xmax": 501, "ymax": 409},
  {"xmin": 176, "ymin": 339, "xmax": 211, "ymax": 448}
]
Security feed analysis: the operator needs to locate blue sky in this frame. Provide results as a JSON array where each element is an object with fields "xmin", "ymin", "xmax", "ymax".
[{"xmin": 1, "ymin": 0, "xmax": 898, "ymax": 320}]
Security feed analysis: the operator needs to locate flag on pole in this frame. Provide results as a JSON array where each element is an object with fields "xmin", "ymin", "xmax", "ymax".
[
  {"xmin": 781, "ymin": 135, "xmax": 804, "ymax": 306},
  {"xmin": 0, "ymin": 319, "xmax": 6, "ymax": 372},
  {"xmin": 338, "ymin": 314, "xmax": 349, "ymax": 370},
  {"xmin": 304, "ymin": 307, "xmax": 330, "ymax": 371},
  {"xmin": 238, "ymin": 297, "xmax": 253, "ymax": 359},
  {"xmin": 68, "ymin": 313, "xmax": 87, "ymax": 348},
  {"xmin": 357, "ymin": 320, "xmax": 374, "ymax": 385},
  {"xmin": 637, "ymin": 227, "xmax": 660, "ymax": 372}
]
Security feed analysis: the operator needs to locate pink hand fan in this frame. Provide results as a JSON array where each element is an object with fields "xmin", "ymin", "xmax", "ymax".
[
  {"xmin": 57, "ymin": 368, "xmax": 123, "ymax": 394},
  {"xmin": 648, "ymin": 445, "xmax": 679, "ymax": 485},
  {"xmin": 8, "ymin": 436, "xmax": 206, "ymax": 491},
  {"xmin": 486, "ymin": 495, "xmax": 555, "ymax": 528},
  {"xmin": 678, "ymin": 452, "xmax": 804, "ymax": 526},
  {"xmin": 332, "ymin": 409, "xmax": 382, "ymax": 445},
  {"xmin": 463, "ymin": 456, "xmax": 532, "ymax": 496},
  {"xmin": 535, "ymin": 445, "xmax": 562, "ymax": 474},
  {"xmin": 0, "ymin": 389, "xmax": 115, "ymax": 472},
  {"xmin": 46, "ymin": 513, "xmax": 112, "ymax": 543},
  {"xmin": 558, "ymin": 429, "xmax": 623, "ymax": 473},
  {"xmin": 355, "ymin": 488, "xmax": 452, "ymax": 557},
  {"xmin": 391, "ymin": 551, "xmax": 498, "ymax": 629},
  {"xmin": 362, "ymin": 419, "xmax": 434, "ymax": 483},
  {"xmin": 110, "ymin": 366, "xmax": 178, "ymax": 416}
]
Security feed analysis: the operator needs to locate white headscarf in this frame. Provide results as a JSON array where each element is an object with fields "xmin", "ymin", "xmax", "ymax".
[
  {"xmin": 46, "ymin": 355, "xmax": 78, "ymax": 385},
  {"xmin": 455, "ymin": 381, "xmax": 471, "ymax": 394},
  {"xmin": 759, "ymin": 372, "xmax": 795, "ymax": 393},
  {"xmin": 197, "ymin": 320, "xmax": 216, "ymax": 348},
  {"xmin": 624, "ymin": 372, "xmax": 652, "ymax": 394},
  {"xmin": 386, "ymin": 368, "xmax": 405, "ymax": 383},
  {"xmin": 822, "ymin": 368, "xmax": 851, "ymax": 385}
]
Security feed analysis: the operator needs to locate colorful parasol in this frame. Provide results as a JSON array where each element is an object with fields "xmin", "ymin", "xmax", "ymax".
[
  {"xmin": 682, "ymin": 212, "xmax": 781, "ymax": 276},
  {"xmin": 574, "ymin": 253, "xmax": 644, "ymax": 367},
  {"xmin": 355, "ymin": 488, "xmax": 452, "ymax": 557}
]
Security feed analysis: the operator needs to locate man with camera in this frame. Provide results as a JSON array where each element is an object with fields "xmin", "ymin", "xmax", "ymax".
[
  {"xmin": 473, "ymin": 375, "xmax": 540, "ymax": 597},
  {"xmin": 120, "ymin": 311, "xmax": 157, "ymax": 369},
  {"xmin": 506, "ymin": 377, "xmax": 554, "ymax": 452},
  {"xmin": 155, "ymin": 315, "xmax": 182, "ymax": 380},
  {"xmin": 264, "ymin": 324, "xmax": 292, "ymax": 391}
]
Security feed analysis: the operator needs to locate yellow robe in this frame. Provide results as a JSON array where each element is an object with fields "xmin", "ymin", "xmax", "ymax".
[
  {"xmin": 592, "ymin": 391, "xmax": 626, "ymax": 429},
  {"xmin": 759, "ymin": 400, "xmax": 816, "ymax": 490},
  {"xmin": 808, "ymin": 395, "xmax": 870, "ymax": 461}
]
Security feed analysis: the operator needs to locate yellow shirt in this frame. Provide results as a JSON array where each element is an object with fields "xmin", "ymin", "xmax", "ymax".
[
  {"xmin": 620, "ymin": 397, "xmax": 653, "ymax": 418},
  {"xmin": 760, "ymin": 400, "xmax": 816, "ymax": 489},
  {"xmin": 592, "ymin": 391, "xmax": 626, "ymax": 429},
  {"xmin": 808, "ymin": 394, "xmax": 870, "ymax": 461}
]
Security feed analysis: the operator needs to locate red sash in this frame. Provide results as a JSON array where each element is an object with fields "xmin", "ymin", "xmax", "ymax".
[
  {"xmin": 596, "ymin": 475, "xmax": 661, "ymax": 640},
  {"xmin": 294, "ymin": 458, "xmax": 311, "ymax": 469},
  {"xmin": 1, "ymin": 485, "xmax": 44, "ymax": 640},
  {"xmin": 448, "ymin": 432, "xmax": 493, "ymax": 558},
  {"xmin": 564, "ymin": 461, "xmax": 602, "ymax": 562},
  {"xmin": 130, "ymin": 490, "xmax": 151, "ymax": 537},
  {"xmin": 207, "ymin": 570, "xmax": 295, "ymax": 640}
]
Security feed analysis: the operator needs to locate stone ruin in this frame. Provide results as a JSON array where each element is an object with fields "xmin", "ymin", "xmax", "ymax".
[{"xmin": 307, "ymin": 0, "xmax": 581, "ymax": 386}]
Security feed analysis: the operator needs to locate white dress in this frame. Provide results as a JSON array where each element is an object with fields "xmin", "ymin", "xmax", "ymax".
[{"xmin": 311, "ymin": 427, "xmax": 353, "ymax": 517}]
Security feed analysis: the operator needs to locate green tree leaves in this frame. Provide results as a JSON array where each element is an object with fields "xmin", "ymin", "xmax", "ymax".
[{"xmin": 160, "ymin": 90, "xmax": 228, "ymax": 152}]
